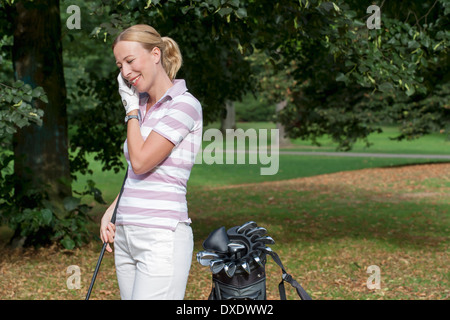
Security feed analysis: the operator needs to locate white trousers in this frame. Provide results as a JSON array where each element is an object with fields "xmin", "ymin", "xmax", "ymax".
[{"xmin": 114, "ymin": 223, "xmax": 193, "ymax": 300}]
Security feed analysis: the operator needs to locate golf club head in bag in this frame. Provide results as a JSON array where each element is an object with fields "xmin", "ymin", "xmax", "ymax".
[{"xmin": 197, "ymin": 221, "xmax": 312, "ymax": 300}]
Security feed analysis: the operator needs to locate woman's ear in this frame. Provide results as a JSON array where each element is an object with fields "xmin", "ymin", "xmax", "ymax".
[{"xmin": 151, "ymin": 46, "xmax": 162, "ymax": 64}]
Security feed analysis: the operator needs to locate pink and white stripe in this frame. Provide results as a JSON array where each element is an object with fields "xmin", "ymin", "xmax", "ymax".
[{"xmin": 116, "ymin": 80, "xmax": 202, "ymax": 231}]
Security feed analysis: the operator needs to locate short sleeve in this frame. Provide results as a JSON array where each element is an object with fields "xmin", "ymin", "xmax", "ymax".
[{"xmin": 152, "ymin": 95, "xmax": 201, "ymax": 146}]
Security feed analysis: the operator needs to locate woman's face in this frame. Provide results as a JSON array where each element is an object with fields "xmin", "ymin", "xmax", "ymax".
[{"xmin": 114, "ymin": 40, "xmax": 160, "ymax": 93}]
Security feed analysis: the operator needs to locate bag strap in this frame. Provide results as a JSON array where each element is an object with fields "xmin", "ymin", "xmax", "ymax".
[{"xmin": 266, "ymin": 250, "xmax": 312, "ymax": 300}]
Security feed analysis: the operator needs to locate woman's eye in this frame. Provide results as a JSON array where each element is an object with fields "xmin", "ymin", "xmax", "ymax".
[{"xmin": 127, "ymin": 59, "xmax": 134, "ymax": 64}]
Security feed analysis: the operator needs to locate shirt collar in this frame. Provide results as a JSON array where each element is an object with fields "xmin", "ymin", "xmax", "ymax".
[
  {"xmin": 165, "ymin": 79, "xmax": 188, "ymax": 99},
  {"xmin": 139, "ymin": 79, "xmax": 188, "ymax": 106}
]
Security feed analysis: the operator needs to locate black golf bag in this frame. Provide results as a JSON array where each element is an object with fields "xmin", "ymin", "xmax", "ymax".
[{"xmin": 197, "ymin": 222, "xmax": 312, "ymax": 300}]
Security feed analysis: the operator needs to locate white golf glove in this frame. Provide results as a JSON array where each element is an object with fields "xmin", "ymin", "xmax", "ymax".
[{"xmin": 117, "ymin": 73, "xmax": 139, "ymax": 114}]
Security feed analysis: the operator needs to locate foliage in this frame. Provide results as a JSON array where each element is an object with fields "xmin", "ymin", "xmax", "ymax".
[
  {"xmin": 0, "ymin": 33, "xmax": 48, "ymax": 146},
  {"xmin": 234, "ymin": 94, "xmax": 274, "ymax": 122},
  {"xmin": 0, "ymin": 149, "xmax": 105, "ymax": 249},
  {"xmin": 253, "ymin": 0, "xmax": 449, "ymax": 150}
]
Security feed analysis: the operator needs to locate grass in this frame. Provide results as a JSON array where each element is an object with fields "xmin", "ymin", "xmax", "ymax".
[{"xmin": 0, "ymin": 123, "xmax": 449, "ymax": 300}]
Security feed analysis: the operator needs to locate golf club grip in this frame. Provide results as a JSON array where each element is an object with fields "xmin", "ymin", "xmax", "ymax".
[{"xmin": 85, "ymin": 168, "xmax": 128, "ymax": 300}]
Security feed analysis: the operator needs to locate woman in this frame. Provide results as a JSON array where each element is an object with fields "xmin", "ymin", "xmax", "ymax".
[{"xmin": 100, "ymin": 24, "xmax": 203, "ymax": 300}]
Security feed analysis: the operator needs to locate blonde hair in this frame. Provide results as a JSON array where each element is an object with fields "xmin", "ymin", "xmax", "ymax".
[{"xmin": 112, "ymin": 24, "xmax": 182, "ymax": 81}]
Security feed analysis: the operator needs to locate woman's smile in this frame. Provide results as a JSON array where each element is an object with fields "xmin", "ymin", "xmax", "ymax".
[{"xmin": 130, "ymin": 74, "xmax": 142, "ymax": 86}]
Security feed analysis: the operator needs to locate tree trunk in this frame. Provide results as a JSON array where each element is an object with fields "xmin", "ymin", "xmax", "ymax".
[
  {"xmin": 276, "ymin": 100, "xmax": 292, "ymax": 147},
  {"xmin": 220, "ymin": 100, "xmax": 236, "ymax": 133},
  {"xmin": 11, "ymin": 0, "xmax": 71, "ymax": 207}
]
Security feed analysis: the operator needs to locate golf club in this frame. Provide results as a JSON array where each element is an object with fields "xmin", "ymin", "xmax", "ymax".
[
  {"xmin": 227, "ymin": 242, "xmax": 246, "ymax": 259},
  {"xmin": 236, "ymin": 221, "xmax": 257, "ymax": 234},
  {"xmin": 246, "ymin": 227, "xmax": 267, "ymax": 238},
  {"xmin": 254, "ymin": 236, "xmax": 275, "ymax": 245},
  {"xmin": 252, "ymin": 252, "xmax": 264, "ymax": 268},
  {"xmin": 85, "ymin": 169, "xmax": 128, "ymax": 300},
  {"xmin": 224, "ymin": 262, "xmax": 237, "ymax": 278},
  {"xmin": 239, "ymin": 259, "xmax": 251, "ymax": 274},
  {"xmin": 258, "ymin": 246, "xmax": 273, "ymax": 253},
  {"xmin": 197, "ymin": 251, "xmax": 222, "ymax": 267},
  {"xmin": 210, "ymin": 259, "xmax": 225, "ymax": 274}
]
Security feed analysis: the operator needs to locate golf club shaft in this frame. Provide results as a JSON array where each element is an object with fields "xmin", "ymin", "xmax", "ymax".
[
  {"xmin": 85, "ymin": 242, "xmax": 107, "ymax": 300},
  {"xmin": 85, "ymin": 169, "xmax": 128, "ymax": 300}
]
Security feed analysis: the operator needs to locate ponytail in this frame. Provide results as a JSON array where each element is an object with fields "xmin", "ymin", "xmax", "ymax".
[{"xmin": 161, "ymin": 36, "xmax": 182, "ymax": 81}]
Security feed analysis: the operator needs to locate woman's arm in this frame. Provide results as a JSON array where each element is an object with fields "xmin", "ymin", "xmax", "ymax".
[{"xmin": 125, "ymin": 110, "xmax": 175, "ymax": 175}]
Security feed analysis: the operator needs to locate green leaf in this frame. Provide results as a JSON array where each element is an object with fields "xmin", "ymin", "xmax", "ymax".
[
  {"xmin": 40, "ymin": 209, "xmax": 53, "ymax": 225},
  {"xmin": 405, "ymin": 85, "xmax": 416, "ymax": 96},
  {"xmin": 12, "ymin": 80, "xmax": 24, "ymax": 88},
  {"xmin": 60, "ymin": 237, "xmax": 75, "ymax": 250},
  {"xmin": 235, "ymin": 7, "xmax": 247, "ymax": 19},
  {"xmin": 40, "ymin": 95, "xmax": 48, "ymax": 103},
  {"xmin": 320, "ymin": 2, "xmax": 334, "ymax": 12},
  {"xmin": 218, "ymin": 7, "xmax": 232, "ymax": 17},
  {"xmin": 31, "ymin": 86, "xmax": 44, "ymax": 98},
  {"xmin": 335, "ymin": 73, "xmax": 347, "ymax": 82},
  {"xmin": 378, "ymin": 82, "xmax": 394, "ymax": 93}
]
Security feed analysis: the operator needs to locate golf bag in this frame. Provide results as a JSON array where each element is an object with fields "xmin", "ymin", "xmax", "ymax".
[{"xmin": 197, "ymin": 222, "xmax": 312, "ymax": 300}]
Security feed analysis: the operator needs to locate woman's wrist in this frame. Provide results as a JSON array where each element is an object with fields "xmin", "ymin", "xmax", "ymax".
[{"xmin": 127, "ymin": 109, "xmax": 139, "ymax": 116}]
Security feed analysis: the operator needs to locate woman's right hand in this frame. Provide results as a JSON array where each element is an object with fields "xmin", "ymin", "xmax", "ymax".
[
  {"xmin": 117, "ymin": 73, "xmax": 140, "ymax": 115},
  {"xmin": 100, "ymin": 209, "xmax": 116, "ymax": 253}
]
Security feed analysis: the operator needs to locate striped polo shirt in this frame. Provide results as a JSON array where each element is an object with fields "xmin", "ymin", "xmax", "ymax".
[{"xmin": 116, "ymin": 79, "xmax": 203, "ymax": 230}]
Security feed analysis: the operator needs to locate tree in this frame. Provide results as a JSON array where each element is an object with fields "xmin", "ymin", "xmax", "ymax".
[
  {"xmin": 11, "ymin": 0, "xmax": 71, "ymax": 203},
  {"xmin": 0, "ymin": 0, "xmax": 100, "ymax": 248},
  {"xmin": 250, "ymin": 0, "xmax": 449, "ymax": 149}
]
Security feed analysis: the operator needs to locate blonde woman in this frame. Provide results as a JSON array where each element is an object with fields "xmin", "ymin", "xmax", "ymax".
[{"xmin": 100, "ymin": 24, "xmax": 203, "ymax": 300}]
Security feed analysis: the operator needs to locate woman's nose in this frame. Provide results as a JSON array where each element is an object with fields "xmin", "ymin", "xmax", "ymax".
[{"xmin": 121, "ymin": 64, "xmax": 132, "ymax": 79}]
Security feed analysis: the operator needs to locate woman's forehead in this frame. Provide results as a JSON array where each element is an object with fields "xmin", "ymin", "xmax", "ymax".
[{"xmin": 114, "ymin": 41, "xmax": 144, "ymax": 61}]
